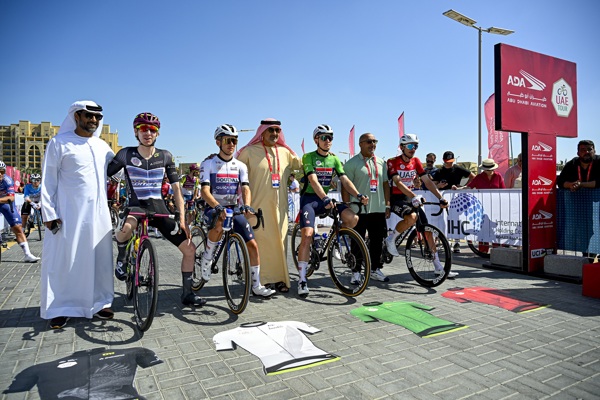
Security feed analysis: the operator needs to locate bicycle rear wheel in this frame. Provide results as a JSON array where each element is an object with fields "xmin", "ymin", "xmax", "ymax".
[
  {"xmin": 36, "ymin": 211, "xmax": 43, "ymax": 241},
  {"xmin": 405, "ymin": 224, "xmax": 451, "ymax": 287},
  {"xmin": 467, "ymin": 240, "xmax": 492, "ymax": 258},
  {"xmin": 327, "ymin": 228, "xmax": 371, "ymax": 296},
  {"xmin": 222, "ymin": 233, "xmax": 250, "ymax": 314},
  {"xmin": 190, "ymin": 226, "xmax": 208, "ymax": 291},
  {"xmin": 110, "ymin": 208, "xmax": 119, "ymax": 233},
  {"xmin": 133, "ymin": 239, "xmax": 159, "ymax": 332}
]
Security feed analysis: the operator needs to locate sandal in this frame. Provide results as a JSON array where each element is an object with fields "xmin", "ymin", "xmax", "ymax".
[{"xmin": 275, "ymin": 282, "xmax": 289, "ymax": 293}]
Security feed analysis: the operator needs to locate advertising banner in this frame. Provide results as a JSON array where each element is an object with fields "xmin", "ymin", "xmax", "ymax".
[
  {"xmin": 485, "ymin": 94, "xmax": 509, "ymax": 176},
  {"xmin": 525, "ymin": 133, "xmax": 557, "ymax": 272},
  {"xmin": 494, "ymin": 43, "xmax": 577, "ymax": 137}
]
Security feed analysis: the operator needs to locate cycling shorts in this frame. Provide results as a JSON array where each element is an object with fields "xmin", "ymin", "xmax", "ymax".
[
  {"xmin": 0, "ymin": 203, "xmax": 22, "ymax": 227},
  {"xmin": 299, "ymin": 194, "xmax": 348, "ymax": 229},
  {"xmin": 148, "ymin": 217, "xmax": 187, "ymax": 247},
  {"xmin": 203, "ymin": 206, "xmax": 255, "ymax": 243},
  {"xmin": 390, "ymin": 195, "xmax": 428, "ymax": 232},
  {"xmin": 183, "ymin": 194, "xmax": 195, "ymax": 210},
  {"xmin": 21, "ymin": 202, "xmax": 33, "ymax": 215}
]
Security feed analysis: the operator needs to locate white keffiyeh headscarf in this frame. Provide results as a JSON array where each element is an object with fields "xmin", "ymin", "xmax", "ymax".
[{"xmin": 57, "ymin": 100, "xmax": 104, "ymax": 137}]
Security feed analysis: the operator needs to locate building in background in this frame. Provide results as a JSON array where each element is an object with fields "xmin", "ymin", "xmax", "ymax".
[{"xmin": 0, "ymin": 120, "xmax": 121, "ymax": 172}]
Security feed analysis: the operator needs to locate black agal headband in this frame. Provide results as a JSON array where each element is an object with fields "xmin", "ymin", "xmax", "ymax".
[
  {"xmin": 85, "ymin": 104, "xmax": 103, "ymax": 112},
  {"xmin": 260, "ymin": 120, "xmax": 281, "ymax": 126}
]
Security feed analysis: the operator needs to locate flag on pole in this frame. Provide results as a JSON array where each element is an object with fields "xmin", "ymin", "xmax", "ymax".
[
  {"xmin": 301, "ymin": 138, "xmax": 305, "ymax": 154},
  {"xmin": 485, "ymin": 94, "xmax": 509, "ymax": 176},
  {"xmin": 397, "ymin": 112, "xmax": 405, "ymax": 155},
  {"xmin": 349, "ymin": 125, "xmax": 355, "ymax": 157}
]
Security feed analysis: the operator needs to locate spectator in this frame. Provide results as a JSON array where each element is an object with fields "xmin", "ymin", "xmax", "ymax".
[
  {"xmin": 432, "ymin": 151, "xmax": 475, "ymax": 190},
  {"xmin": 557, "ymin": 140, "xmax": 599, "ymax": 191},
  {"xmin": 424, "ymin": 153, "xmax": 438, "ymax": 175},
  {"xmin": 504, "ymin": 153, "xmax": 522, "ymax": 188},
  {"xmin": 40, "ymin": 100, "xmax": 114, "ymax": 329},
  {"xmin": 237, "ymin": 118, "xmax": 302, "ymax": 293},
  {"xmin": 468, "ymin": 158, "xmax": 506, "ymax": 189},
  {"xmin": 289, "ymin": 173, "xmax": 300, "ymax": 193}
]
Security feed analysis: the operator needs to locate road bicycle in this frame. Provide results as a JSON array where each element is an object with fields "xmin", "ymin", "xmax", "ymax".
[
  {"xmin": 290, "ymin": 200, "xmax": 371, "ymax": 297},
  {"xmin": 24, "ymin": 204, "xmax": 43, "ymax": 241},
  {"xmin": 377, "ymin": 201, "xmax": 452, "ymax": 287},
  {"xmin": 108, "ymin": 199, "xmax": 121, "ymax": 233},
  {"xmin": 120, "ymin": 207, "xmax": 178, "ymax": 332},
  {"xmin": 190, "ymin": 206, "xmax": 264, "ymax": 314}
]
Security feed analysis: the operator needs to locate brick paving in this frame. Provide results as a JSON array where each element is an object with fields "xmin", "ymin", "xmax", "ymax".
[{"xmin": 1, "ymin": 230, "xmax": 599, "ymax": 399}]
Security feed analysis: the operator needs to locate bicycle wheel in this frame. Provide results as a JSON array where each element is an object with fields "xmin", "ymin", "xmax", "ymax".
[
  {"xmin": 36, "ymin": 211, "xmax": 43, "ymax": 241},
  {"xmin": 291, "ymin": 223, "xmax": 301, "ymax": 269},
  {"xmin": 222, "ymin": 233, "xmax": 250, "ymax": 314},
  {"xmin": 327, "ymin": 228, "xmax": 371, "ymax": 296},
  {"xmin": 405, "ymin": 224, "xmax": 451, "ymax": 287},
  {"xmin": 133, "ymin": 239, "xmax": 159, "ymax": 332},
  {"xmin": 190, "ymin": 226, "xmax": 208, "ymax": 291},
  {"xmin": 110, "ymin": 207, "xmax": 119, "ymax": 232},
  {"xmin": 467, "ymin": 240, "xmax": 492, "ymax": 258}
]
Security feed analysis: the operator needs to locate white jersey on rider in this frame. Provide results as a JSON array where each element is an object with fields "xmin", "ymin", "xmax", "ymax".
[{"xmin": 200, "ymin": 155, "xmax": 249, "ymax": 206}]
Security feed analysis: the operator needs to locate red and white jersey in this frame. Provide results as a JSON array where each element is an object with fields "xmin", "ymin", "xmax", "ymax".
[{"xmin": 387, "ymin": 156, "xmax": 425, "ymax": 195}]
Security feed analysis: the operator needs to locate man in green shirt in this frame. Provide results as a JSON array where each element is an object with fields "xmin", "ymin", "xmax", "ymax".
[
  {"xmin": 342, "ymin": 133, "xmax": 391, "ymax": 282},
  {"xmin": 297, "ymin": 124, "xmax": 368, "ymax": 297}
]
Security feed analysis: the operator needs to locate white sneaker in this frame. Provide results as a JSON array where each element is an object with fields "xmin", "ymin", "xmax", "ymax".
[
  {"xmin": 350, "ymin": 272, "xmax": 363, "ymax": 285},
  {"xmin": 24, "ymin": 254, "xmax": 40, "ymax": 263},
  {"xmin": 252, "ymin": 285, "xmax": 276, "ymax": 297},
  {"xmin": 200, "ymin": 257, "xmax": 212, "ymax": 281},
  {"xmin": 298, "ymin": 280, "xmax": 309, "ymax": 296},
  {"xmin": 385, "ymin": 236, "xmax": 400, "ymax": 257},
  {"xmin": 333, "ymin": 248, "xmax": 342, "ymax": 260},
  {"xmin": 370, "ymin": 269, "xmax": 390, "ymax": 282}
]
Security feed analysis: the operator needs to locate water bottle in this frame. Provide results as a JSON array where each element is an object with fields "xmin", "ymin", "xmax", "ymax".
[{"xmin": 223, "ymin": 208, "xmax": 234, "ymax": 231}]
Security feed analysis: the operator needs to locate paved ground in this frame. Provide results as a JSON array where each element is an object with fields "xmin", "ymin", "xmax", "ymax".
[{"xmin": 1, "ymin": 229, "xmax": 599, "ymax": 399}]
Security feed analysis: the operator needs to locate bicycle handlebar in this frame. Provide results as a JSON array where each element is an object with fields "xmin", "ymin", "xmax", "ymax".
[{"xmin": 421, "ymin": 201, "xmax": 447, "ymax": 217}]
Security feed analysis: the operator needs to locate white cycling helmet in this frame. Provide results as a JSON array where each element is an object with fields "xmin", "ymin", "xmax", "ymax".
[
  {"xmin": 399, "ymin": 133, "xmax": 419, "ymax": 146},
  {"xmin": 0, "ymin": 161, "xmax": 6, "ymax": 169},
  {"xmin": 30, "ymin": 173, "xmax": 41, "ymax": 180},
  {"xmin": 313, "ymin": 124, "xmax": 334, "ymax": 138},
  {"xmin": 214, "ymin": 124, "xmax": 238, "ymax": 139}
]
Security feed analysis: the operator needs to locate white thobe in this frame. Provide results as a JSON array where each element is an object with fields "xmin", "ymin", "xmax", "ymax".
[{"xmin": 40, "ymin": 131, "xmax": 114, "ymax": 320}]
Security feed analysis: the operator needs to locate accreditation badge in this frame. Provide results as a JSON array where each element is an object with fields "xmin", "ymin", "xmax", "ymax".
[
  {"xmin": 370, "ymin": 179, "xmax": 378, "ymax": 192},
  {"xmin": 272, "ymin": 173, "xmax": 280, "ymax": 189}
]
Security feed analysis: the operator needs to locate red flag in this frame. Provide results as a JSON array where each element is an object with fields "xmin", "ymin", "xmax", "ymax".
[
  {"xmin": 485, "ymin": 94, "xmax": 509, "ymax": 176},
  {"xmin": 397, "ymin": 112, "xmax": 405, "ymax": 155},
  {"xmin": 349, "ymin": 125, "xmax": 355, "ymax": 157},
  {"xmin": 301, "ymin": 138, "xmax": 305, "ymax": 154}
]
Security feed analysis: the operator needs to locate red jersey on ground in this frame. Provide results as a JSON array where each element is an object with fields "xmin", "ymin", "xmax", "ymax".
[
  {"xmin": 442, "ymin": 286, "xmax": 547, "ymax": 313},
  {"xmin": 387, "ymin": 155, "xmax": 425, "ymax": 195}
]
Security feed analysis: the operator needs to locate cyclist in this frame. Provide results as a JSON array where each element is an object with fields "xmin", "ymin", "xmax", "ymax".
[
  {"xmin": 107, "ymin": 112, "xmax": 206, "ymax": 307},
  {"xmin": 21, "ymin": 173, "xmax": 43, "ymax": 233},
  {"xmin": 180, "ymin": 164, "xmax": 200, "ymax": 227},
  {"xmin": 198, "ymin": 124, "xmax": 275, "ymax": 297},
  {"xmin": 296, "ymin": 124, "xmax": 369, "ymax": 297},
  {"xmin": 385, "ymin": 134, "xmax": 457, "ymax": 278},
  {"xmin": 0, "ymin": 161, "xmax": 40, "ymax": 262}
]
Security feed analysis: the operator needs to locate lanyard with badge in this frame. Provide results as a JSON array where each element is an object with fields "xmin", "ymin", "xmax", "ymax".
[
  {"xmin": 578, "ymin": 162, "xmax": 592, "ymax": 182},
  {"xmin": 263, "ymin": 143, "xmax": 281, "ymax": 189},
  {"xmin": 363, "ymin": 155, "xmax": 378, "ymax": 192}
]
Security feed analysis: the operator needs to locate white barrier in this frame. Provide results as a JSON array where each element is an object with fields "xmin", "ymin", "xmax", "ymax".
[{"xmin": 1, "ymin": 193, "xmax": 25, "ymax": 230}]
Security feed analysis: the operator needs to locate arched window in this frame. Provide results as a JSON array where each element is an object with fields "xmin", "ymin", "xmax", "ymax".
[{"xmin": 27, "ymin": 144, "xmax": 43, "ymax": 169}]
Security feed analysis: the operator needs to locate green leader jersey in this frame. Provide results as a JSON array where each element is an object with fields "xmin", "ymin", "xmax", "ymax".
[
  {"xmin": 301, "ymin": 151, "xmax": 345, "ymax": 195},
  {"xmin": 344, "ymin": 154, "xmax": 388, "ymax": 213},
  {"xmin": 350, "ymin": 301, "xmax": 467, "ymax": 337}
]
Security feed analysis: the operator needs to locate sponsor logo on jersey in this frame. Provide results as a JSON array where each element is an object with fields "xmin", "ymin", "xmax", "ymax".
[{"xmin": 131, "ymin": 157, "xmax": 142, "ymax": 167}]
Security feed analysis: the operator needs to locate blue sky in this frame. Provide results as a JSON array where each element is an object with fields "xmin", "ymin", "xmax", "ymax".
[{"xmin": 1, "ymin": 1, "xmax": 598, "ymax": 165}]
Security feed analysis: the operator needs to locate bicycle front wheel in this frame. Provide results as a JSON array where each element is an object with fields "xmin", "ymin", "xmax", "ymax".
[
  {"xmin": 405, "ymin": 224, "xmax": 451, "ymax": 287},
  {"xmin": 222, "ymin": 233, "xmax": 251, "ymax": 314},
  {"xmin": 36, "ymin": 211, "xmax": 43, "ymax": 241},
  {"xmin": 133, "ymin": 238, "xmax": 159, "ymax": 332},
  {"xmin": 190, "ymin": 226, "xmax": 208, "ymax": 291},
  {"xmin": 327, "ymin": 228, "xmax": 371, "ymax": 297}
]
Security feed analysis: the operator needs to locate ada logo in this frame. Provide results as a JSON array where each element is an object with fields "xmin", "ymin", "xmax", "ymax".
[
  {"xmin": 531, "ymin": 141, "xmax": 553, "ymax": 152},
  {"xmin": 531, "ymin": 175, "xmax": 553, "ymax": 186},
  {"xmin": 532, "ymin": 210, "xmax": 553, "ymax": 220},
  {"xmin": 552, "ymin": 78, "xmax": 574, "ymax": 118},
  {"xmin": 507, "ymin": 70, "xmax": 546, "ymax": 91}
]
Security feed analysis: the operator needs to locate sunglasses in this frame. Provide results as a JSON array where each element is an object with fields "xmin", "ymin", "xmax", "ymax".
[
  {"xmin": 404, "ymin": 143, "xmax": 418, "ymax": 150},
  {"xmin": 31, "ymin": 179, "xmax": 41, "ymax": 182},
  {"xmin": 221, "ymin": 137, "xmax": 238, "ymax": 145},
  {"xmin": 0, "ymin": 170, "xmax": 5, "ymax": 174},
  {"xmin": 81, "ymin": 112, "xmax": 103, "ymax": 121},
  {"xmin": 361, "ymin": 139, "xmax": 378, "ymax": 145},
  {"xmin": 136, "ymin": 124, "xmax": 159, "ymax": 133},
  {"xmin": 267, "ymin": 127, "xmax": 282, "ymax": 133},
  {"xmin": 426, "ymin": 159, "xmax": 435, "ymax": 163},
  {"xmin": 319, "ymin": 135, "xmax": 333, "ymax": 142}
]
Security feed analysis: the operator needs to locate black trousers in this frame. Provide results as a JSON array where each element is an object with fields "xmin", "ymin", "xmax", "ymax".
[{"xmin": 353, "ymin": 212, "xmax": 387, "ymax": 271}]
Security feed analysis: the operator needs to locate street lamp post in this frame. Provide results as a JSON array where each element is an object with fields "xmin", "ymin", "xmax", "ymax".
[{"xmin": 442, "ymin": 9, "xmax": 514, "ymax": 170}]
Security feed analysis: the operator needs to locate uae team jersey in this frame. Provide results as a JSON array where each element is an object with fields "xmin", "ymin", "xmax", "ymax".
[
  {"xmin": 386, "ymin": 155, "xmax": 426, "ymax": 198},
  {"xmin": 350, "ymin": 301, "xmax": 467, "ymax": 337},
  {"xmin": 4, "ymin": 347, "xmax": 162, "ymax": 400},
  {"xmin": 301, "ymin": 151, "xmax": 345, "ymax": 195},
  {"xmin": 107, "ymin": 147, "xmax": 179, "ymax": 213},
  {"xmin": 442, "ymin": 287, "xmax": 548, "ymax": 313},
  {"xmin": 199, "ymin": 155, "xmax": 249, "ymax": 206},
  {"xmin": 213, "ymin": 321, "xmax": 339, "ymax": 375}
]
